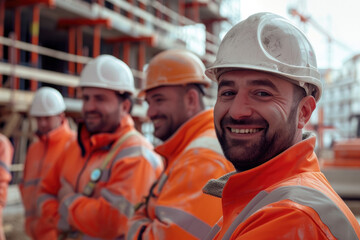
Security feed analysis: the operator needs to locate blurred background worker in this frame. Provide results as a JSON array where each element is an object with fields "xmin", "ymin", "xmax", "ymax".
[
  {"xmin": 127, "ymin": 49, "xmax": 234, "ymax": 240},
  {"xmin": 0, "ymin": 133, "xmax": 13, "ymax": 240},
  {"xmin": 38, "ymin": 55, "xmax": 163, "ymax": 240},
  {"xmin": 19, "ymin": 87, "xmax": 76, "ymax": 240},
  {"xmin": 203, "ymin": 12, "xmax": 360, "ymax": 239}
]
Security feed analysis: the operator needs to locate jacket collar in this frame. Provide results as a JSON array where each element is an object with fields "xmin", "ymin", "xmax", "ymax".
[
  {"xmin": 155, "ymin": 109, "xmax": 215, "ymax": 162},
  {"xmin": 203, "ymin": 132, "xmax": 320, "ymax": 198},
  {"xmin": 78, "ymin": 114, "xmax": 134, "ymax": 156}
]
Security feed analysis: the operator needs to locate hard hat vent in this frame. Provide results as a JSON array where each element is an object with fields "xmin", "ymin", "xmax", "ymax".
[{"xmin": 259, "ymin": 19, "xmax": 317, "ymax": 69}]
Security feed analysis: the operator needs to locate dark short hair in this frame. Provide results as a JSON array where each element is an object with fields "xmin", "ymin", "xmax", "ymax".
[
  {"xmin": 115, "ymin": 92, "xmax": 134, "ymax": 113},
  {"xmin": 184, "ymin": 84, "xmax": 206, "ymax": 109},
  {"xmin": 293, "ymin": 84, "xmax": 307, "ymax": 105}
]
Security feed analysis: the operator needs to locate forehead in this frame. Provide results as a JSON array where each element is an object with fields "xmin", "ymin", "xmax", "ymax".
[
  {"xmin": 82, "ymin": 87, "xmax": 117, "ymax": 96},
  {"xmin": 218, "ymin": 70, "xmax": 294, "ymax": 89},
  {"xmin": 35, "ymin": 115, "xmax": 60, "ymax": 121},
  {"xmin": 145, "ymin": 85, "xmax": 182, "ymax": 99}
]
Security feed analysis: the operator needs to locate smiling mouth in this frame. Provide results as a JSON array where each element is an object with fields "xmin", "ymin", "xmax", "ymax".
[
  {"xmin": 86, "ymin": 115, "xmax": 100, "ymax": 119},
  {"xmin": 229, "ymin": 128, "xmax": 262, "ymax": 134}
]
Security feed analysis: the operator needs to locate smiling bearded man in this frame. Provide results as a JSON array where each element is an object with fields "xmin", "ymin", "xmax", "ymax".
[{"xmin": 202, "ymin": 12, "xmax": 360, "ymax": 240}]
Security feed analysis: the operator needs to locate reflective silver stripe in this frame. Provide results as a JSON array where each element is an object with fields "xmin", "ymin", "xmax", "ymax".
[
  {"xmin": 58, "ymin": 194, "xmax": 82, "ymax": 231},
  {"xmin": 37, "ymin": 193, "xmax": 57, "ymax": 211},
  {"xmin": 82, "ymin": 235, "xmax": 124, "ymax": 240},
  {"xmin": 82, "ymin": 236, "xmax": 101, "ymax": 240},
  {"xmin": 25, "ymin": 209, "xmax": 37, "ymax": 218},
  {"xmin": 126, "ymin": 218, "xmax": 151, "ymax": 240},
  {"xmin": 222, "ymin": 186, "xmax": 358, "ymax": 240},
  {"xmin": 101, "ymin": 188, "xmax": 134, "ymax": 218},
  {"xmin": 23, "ymin": 178, "xmax": 40, "ymax": 187},
  {"xmin": 155, "ymin": 205, "xmax": 212, "ymax": 239},
  {"xmin": 185, "ymin": 135, "xmax": 224, "ymax": 156},
  {"xmin": 142, "ymin": 147, "xmax": 162, "ymax": 169},
  {"xmin": 37, "ymin": 194, "xmax": 55, "ymax": 217},
  {"xmin": 204, "ymin": 222, "xmax": 221, "ymax": 240},
  {"xmin": 101, "ymin": 146, "xmax": 161, "ymax": 182},
  {"xmin": 114, "ymin": 146, "xmax": 161, "ymax": 169},
  {"xmin": 156, "ymin": 173, "xmax": 168, "ymax": 194},
  {"xmin": 0, "ymin": 161, "xmax": 10, "ymax": 173}
]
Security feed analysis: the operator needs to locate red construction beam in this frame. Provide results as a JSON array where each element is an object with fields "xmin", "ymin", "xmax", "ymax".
[
  {"xmin": 138, "ymin": 42, "xmax": 145, "ymax": 71},
  {"xmin": 0, "ymin": 0, "xmax": 3, "ymax": 85},
  {"xmin": 93, "ymin": 25, "xmax": 101, "ymax": 57},
  {"xmin": 0, "ymin": 0, "xmax": 4, "ymax": 61},
  {"xmin": 13, "ymin": 7, "xmax": 21, "ymax": 90},
  {"xmin": 30, "ymin": 4, "xmax": 40, "ymax": 91},
  {"xmin": 5, "ymin": 0, "xmax": 54, "ymax": 8},
  {"xmin": 105, "ymin": 36, "xmax": 155, "ymax": 46},
  {"xmin": 203, "ymin": 17, "xmax": 228, "ymax": 25},
  {"xmin": 123, "ymin": 42, "xmax": 130, "ymax": 65},
  {"xmin": 183, "ymin": 2, "xmax": 207, "ymax": 8},
  {"xmin": 57, "ymin": 18, "xmax": 111, "ymax": 29},
  {"xmin": 67, "ymin": 27, "xmax": 75, "ymax": 98}
]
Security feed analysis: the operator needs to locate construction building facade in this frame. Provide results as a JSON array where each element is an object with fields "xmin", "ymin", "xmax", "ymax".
[
  {"xmin": 0, "ymin": 0, "xmax": 228, "ymax": 184},
  {"xmin": 321, "ymin": 55, "xmax": 360, "ymax": 147}
]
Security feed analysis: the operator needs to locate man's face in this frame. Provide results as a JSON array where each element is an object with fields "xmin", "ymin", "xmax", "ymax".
[
  {"xmin": 82, "ymin": 87, "xmax": 123, "ymax": 135},
  {"xmin": 145, "ymin": 86, "xmax": 189, "ymax": 141},
  {"xmin": 214, "ymin": 70, "xmax": 301, "ymax": 171},
  {"xmin": 36, "ymin": 115, "xmax": 63, "ymax": 135}
]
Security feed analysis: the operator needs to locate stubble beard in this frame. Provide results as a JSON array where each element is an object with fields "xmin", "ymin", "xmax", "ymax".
[
  {"xmin": 84, "ymin": 110, "xmax": 120, "ymax": 135},
  {"xmin": 216, "ymin": 111, "xmax": 297, "ymax": 171}
]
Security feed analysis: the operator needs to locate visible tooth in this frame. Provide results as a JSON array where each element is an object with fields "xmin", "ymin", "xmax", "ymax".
[{"xmin": 231, "ymin": 128, "xmax": 260, "ymax": 134}]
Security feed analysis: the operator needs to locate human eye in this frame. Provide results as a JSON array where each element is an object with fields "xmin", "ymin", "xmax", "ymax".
[
  {"xmin": 82, "ymin": 95, "xmax": 89, "ymax": 102},
  {"xmin": 255, "ymin": 91, "xmax": 271, "ymax": 96},
  {"xmin": 253, "ymin": 90, "xmax": 273, "ymax": 99},
  {"xmin": 97, "ymin": 94, "xmax": 112, "ymax": 102},
  {"xmin": 218, "ymin": 88, "xmax": 236, "ymax": 98},
  {"xmin": 154, "ymin": 97, "xmax": 165, "ymax": 103}
]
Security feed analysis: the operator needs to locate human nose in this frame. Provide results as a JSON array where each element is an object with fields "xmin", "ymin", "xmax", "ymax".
[
  {"xmin": 37, "ymin": 118, "xmax": 47, "ymax": 127},
  {"xmin": 228, "ymin": 93, "xmax": 253, "ymax": 119},
  {"xmin": 146, "ymin": 103, "xmax": 157, "ymax": 119},
  {"xmin": 82, "ymin": 98, "xmax": 96, "ymax": 112}
]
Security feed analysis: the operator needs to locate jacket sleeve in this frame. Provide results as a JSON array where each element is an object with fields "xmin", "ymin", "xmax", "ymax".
[
  {"xmin": 127, "ymin": 148, "xmax": 233, "ymax": 240},
  {"xmin": 38, "ymin": 151, "xmax": 63, "ymax": 229},
  {"xmin": 18, "ymin": 147, "xmax": 34, "ymax": 238},
  {"xmin": 63, "ymin": 155, "xmax": 159, "ymax": 239},
  {"xmin": 0, "ymin": 136, "xmax": 13, "ymax": 207}
]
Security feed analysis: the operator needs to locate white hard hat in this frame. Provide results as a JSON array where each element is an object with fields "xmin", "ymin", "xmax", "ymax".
[
  {"xmin": 30, "ymin": 87, "xmax": 66, "ymax": 116},
  {"xmin": 206, "ymin": 12, "xmax": 322, "ymax": 101},
  {"xmin": 80, "ymin": 55, "xmax": 135, "ymax": 95}
]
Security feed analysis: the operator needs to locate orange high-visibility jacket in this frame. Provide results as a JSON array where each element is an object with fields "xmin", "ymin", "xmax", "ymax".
[
  {"xmin": 203, "ymin": 133, "xmax": 360, "ymax": 240},
  {"xmin": 0, "ymin": 134, "xmax": 13, "ymax": 239},
  {"xmin": 38, "ymin": 115, "xmax": 163, "ymax": 239},
  {"xmin": 127, "ymin": 109, "xmax": 235, "ymax": 240},
  {"xmin": 19, "ymin": 120, "xmax": 75, "ymax": 240},
  {"xmin": 0, "ymin": 134, "xmax": 13, "ymax": 207}
]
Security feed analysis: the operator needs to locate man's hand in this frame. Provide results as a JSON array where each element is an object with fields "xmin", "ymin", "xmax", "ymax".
[
  {"xmin": 58, "ymin": 177, "xmax": 74, "ymax": 204},
  {"xmin": 57, "ymin": 177, "xmax": 75, "ymax": 233}
]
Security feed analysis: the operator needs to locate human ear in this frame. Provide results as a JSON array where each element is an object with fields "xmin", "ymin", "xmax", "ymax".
[
  {"xmin": 184, "ymin": 88, "xmax": 199, "ymax": 116},
  {"xmin": 120, "ymin": 99, "xmax": 131, "ymax": 115},
  {"xmin": 297, "ymin": 96, "xmax": 316, "ymax": 129}
]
